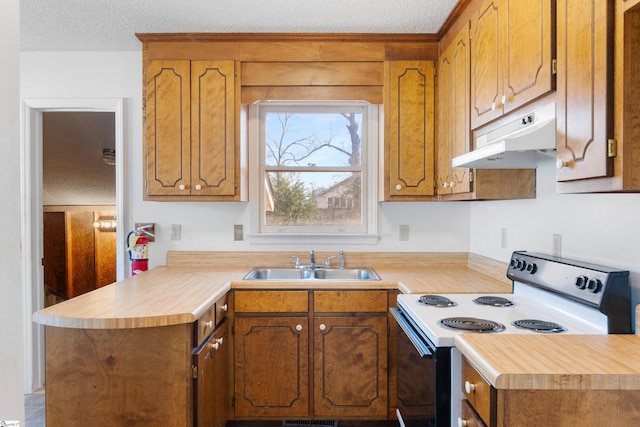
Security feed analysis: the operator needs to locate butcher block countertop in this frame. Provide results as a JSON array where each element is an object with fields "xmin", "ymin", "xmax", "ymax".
[
  {"xmin": 455, "ymin": 332, "xmax": 640, "ymax": 390},
  {"xmin": 33, "ymin": 251, "xmax": 511, "ymax": 329}
]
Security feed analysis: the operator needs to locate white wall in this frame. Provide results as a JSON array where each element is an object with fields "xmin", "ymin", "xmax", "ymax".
[
  {"xmin": 20, "ymin": 51, "xmax": 472, "ymax": 270},
  {"xmin": 470, "ymin": 157, "xmax": 640, "ymax": 308},
  {"xmin": 1, "ymin": 0, "xmax": 25, "ymax": 422}
]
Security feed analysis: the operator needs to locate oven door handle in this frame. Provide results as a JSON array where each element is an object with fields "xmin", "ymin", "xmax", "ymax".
[{"xmin": 390, "ymin": 307, "xmax": 435, "ymax": 358}]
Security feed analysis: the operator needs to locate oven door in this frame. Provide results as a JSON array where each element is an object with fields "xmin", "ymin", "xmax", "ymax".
[{"xmin": 390, "ymin": 307, "xmax": 451, "ymax": 427}]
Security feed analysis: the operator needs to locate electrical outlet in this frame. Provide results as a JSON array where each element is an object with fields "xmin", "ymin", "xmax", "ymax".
[
  {"xmin": 553, "ymin": 234, "xmax": 562, "ymax": 257},
  {"xmin": 171, "ymin": 224, "xmax": 181, "ymax": 240},
  {"xmin": 501, "ymin": 228, "xmax": 508, "ymax": 248},
  {"xmin": 399, "ymin": 224, "xmax": 409, "ymax": 241},
  {"xmin": 234, "ymin": 224, "xmax": 243, "ymax": 241}
]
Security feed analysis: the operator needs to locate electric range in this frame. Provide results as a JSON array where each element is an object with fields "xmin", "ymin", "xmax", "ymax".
[{"xmin": 391, "ymin": 251, "xmax": 632, "ymax": 427}]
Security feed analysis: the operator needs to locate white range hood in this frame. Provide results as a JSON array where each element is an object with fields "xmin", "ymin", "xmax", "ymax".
[{"xmin": 452, "ymin": 103, "xmax": 557, "ymax": 169}]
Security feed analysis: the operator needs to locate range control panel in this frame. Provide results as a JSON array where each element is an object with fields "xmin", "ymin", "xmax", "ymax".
[{"xmin": 507, "ymin": 251, "xmax": 632, "ymax": 333}]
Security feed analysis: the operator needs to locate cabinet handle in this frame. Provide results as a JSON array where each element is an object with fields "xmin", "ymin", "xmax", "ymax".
[
  {"xmin": 464, "ymin": 380, "xmax": 476, "ymax": 394},
  {"xmin": 220, "ymin": 304, "xmax": 228, "ymax": 312},
  {"xmin": 178, "ymin": 184, "xmax": 186, "ymax": 191},
  {"xmin": 211, "ymin": 337, "xmax": 223, "ymax": 350},
  {"xmin": 295, "ymin": 324, "xmax": 303, "ymax": 332},
  {"xmin": 457, "ymin": 417, "xmax": 468, "ymax": 427},
  {"xmin": 319, "ymin": 324, "xmax": 326, "ymax": 331},
  {"xmin": 195, "ymin": 184, "xmax": 202, "ymax": 191},
  {"xmin": 204, "ymin": 320, "xmax": 213, "ymax": 329},
  {"xmin": 395, "ymin": 184, "xmax": 402, "ymax": 191},
  {"xmin": 443, "ymin": 182, "xmax": 449, "ymax": 188}
]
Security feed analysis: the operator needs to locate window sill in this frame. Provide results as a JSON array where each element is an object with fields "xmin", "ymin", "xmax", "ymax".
[{"xmin": 247, "ymin": 233, "xmax": 380, "ymax": 245}]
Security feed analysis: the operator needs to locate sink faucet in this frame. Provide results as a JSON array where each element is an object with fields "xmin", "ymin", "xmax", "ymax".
[
  {"xmin": 339, "ymin": 250, "xmax": 345, "ymax": 269},
  {"xmin": 309, "ymin": 250, "xmax": 316, "ymax": 268}
]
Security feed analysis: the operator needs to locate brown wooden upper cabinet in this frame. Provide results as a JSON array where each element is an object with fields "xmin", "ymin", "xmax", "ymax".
[
  {"xmin": 470, "ymin": 0, "xmax": 555, "ymax": 130},
  {"xmin": 144, "ymin": 60, "xmax": 240, "ymax": 200},
  {"xmin": 437, "ymin": 24, "xmax": 473, "ymax": 196},
  {"xmin": 556, "ymin": 0, "xmax": 613, "ymax": 185},
  {"xmin": 383, "ymin": 61, "xmax": 436, "ymax": 201},
  {"xmin": 554, "ymin": 0, "xmax": 640, "ymax": 192}
]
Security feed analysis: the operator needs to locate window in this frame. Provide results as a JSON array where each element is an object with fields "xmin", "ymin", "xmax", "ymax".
[{"xmin": 249, "ymin": 101, "xmax": 378, "ymax": 241}]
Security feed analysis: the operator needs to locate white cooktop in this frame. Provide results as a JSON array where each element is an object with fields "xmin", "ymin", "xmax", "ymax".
[{"xmin": 398, "ymin": 283, "xmax": 608, "ymax": 347}]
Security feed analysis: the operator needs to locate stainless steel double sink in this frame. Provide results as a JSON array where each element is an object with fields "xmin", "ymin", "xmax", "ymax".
[{"xmin": 243, "ymin": 267, "xmax": 381, "ymax": 281}]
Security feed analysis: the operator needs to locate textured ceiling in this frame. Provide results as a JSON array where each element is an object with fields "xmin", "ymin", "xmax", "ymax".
[{"xmin": 20, "ymin": 0, "xmax": 458, "ymax": 51}]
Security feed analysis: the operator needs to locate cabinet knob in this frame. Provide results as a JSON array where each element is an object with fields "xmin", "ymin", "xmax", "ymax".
[
  {"xmin": 491, "ymin": 102, "xmax": 497, "ymax": 111},
  {"xmin": 556, "ymin": 157, "xmax": 568, "ymax": 169},
  {"xmin": 443, "ymin": 182, "xmax": 449, "ymax": 188},
  {"xmin": 211, "ymin": 337, "xmax": 223, "ymax": 350},
  {"xmin": 457, "ymin": 417, "xmax": 468, "ymax": 427},
  {"xmin": 178, "ymin": 184, "xmax": 186, "ymax": 191},
  {"xmin": 195, "ymin": 184, "xmax": 202, "ymax": 191},
  {"xmin": 220, "ymin": 304, "xmax": 228, "ymax": 312},
  {"xmin": 450, "ymin": 181, "xmax": 455, "ymax": 188},
  {"xmin": 295, "ymin": 324, "xmax": 303, "ymax": 332},
  {"xmin": 395, "ymin": 184, "xmax": 402, "ymax": 191},
  {"xmin": 464, "ymin": 380, "xmax": 476, "ymax": 394},
  {"xmin": 501, "ymin": 94, "xmax": 507, "ymax": 105},
  {"xmin": 204, "ymin": 320, "xmax": 213, "ymax": 329},
  {"xmin": 319, "ymin": 324, "xmax": 327, "ymax": 331}
]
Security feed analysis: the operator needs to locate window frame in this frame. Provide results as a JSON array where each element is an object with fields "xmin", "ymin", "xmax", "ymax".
[{"xmin": 248, "ymin": 100, "xmax": 380, "ymax": 244}]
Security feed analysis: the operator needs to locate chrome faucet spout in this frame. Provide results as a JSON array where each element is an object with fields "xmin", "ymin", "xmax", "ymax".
[
  {"xmin": 339, "ymin": 250, "xmax": 345, "ymax": 269},
  {"xmin": 309, "ymin": 250, "xmax": 316, "ymax": 268}
]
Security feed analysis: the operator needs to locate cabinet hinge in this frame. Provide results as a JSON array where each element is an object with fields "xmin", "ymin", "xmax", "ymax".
[
  {"xmin": 192, "ymin": 365, "xmax": 198, "ymax": 379},
  {"xmin": 552, "ymin": 59, "xmax": 557, "ymax": 75},
  {"xmin": 608, "ymin": 139, "xmax": 617, "ymax": 158},
  {"xmin": 469, "ymin": 170, "xmax": 474, "ymax": 183},
  {"xmin": 144, "ymin": 180, "xmax": 148, "ymax": 189},
  {"xmin": 433, "ymin": 66, "xmax": 437, "ymax": 77}
]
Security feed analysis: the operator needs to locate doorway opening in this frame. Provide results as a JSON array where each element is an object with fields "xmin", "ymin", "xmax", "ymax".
[{"xmin": 22, "ymin": 98, "xmax": 125, "ymax": 392}]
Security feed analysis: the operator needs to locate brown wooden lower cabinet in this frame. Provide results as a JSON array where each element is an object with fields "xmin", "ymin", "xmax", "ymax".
[
  {"xmin": 232, "ymin": 289, "xmax": 390, "ymax": 421},
  {"xmin": 194, "ymin": 320, "xmax": 230, "ymax": 427}
]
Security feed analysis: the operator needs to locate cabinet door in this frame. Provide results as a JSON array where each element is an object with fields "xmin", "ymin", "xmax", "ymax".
[
  {"xmin": 471, "ymin": 0, "xmax": 555, "ymax": 129},
  {"xmin": 471, "ymin": 0, "xmax": 504, "ymax": 129},
  {"xmin": 438, "ymin": 24, "xmax": 473, "ymax": 196},
  {"xmin": 234, "ymin": 316, "xmax": 309, "ymax": 418},
  {"xmin": 556, "ymin": 0, "xmax": 613, "ymax": 182},
  {"xmin": 194, "ymin": 327, "xmax": 217, "ymax": 427},
  {"xmin": 385, "ymin": 61, "xmax": 436, "ymax": 198},
  {"xmin": 145, "ymin": 60, "xmax": 191, "ymax": 197},
  {"xmin": 212, "ymin": 321, "xmax": 229, "ymax": 427},
  {"xmin": 313, "ymin": 316, "xmax": 388, "ymax": 417},
  {"xmin": 191, "ymin": 61, "xmax": 237, "ymax": 197},
  {"xmin": 504, "ymin": 0, "xmax": 555, "ymax": 114}
]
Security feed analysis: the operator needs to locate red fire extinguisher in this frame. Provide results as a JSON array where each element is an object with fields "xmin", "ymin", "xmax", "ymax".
[{"xmin": 127, "ymin": 226, "xmax": 152, "ymax": 275}]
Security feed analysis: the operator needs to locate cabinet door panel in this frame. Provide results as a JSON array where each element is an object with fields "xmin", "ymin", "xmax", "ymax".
[
  {"xmin": 313, "ymin": 316, "xmax": 388, "ymax": 417},
  {"xmin": 471, "ymin": 0, "xmax": 503, "ymax": 129},
  {"xmin": 451, "ymin": 30, "xmax": 473, "ymax": 194},
  {"xmin": 234, "ymin": 316, "xmax": 309, "ymax": 418},
  {"xmin": 192, "ymin": 61, "xmax": 237, "ymax": 196},
  {"xmin": 436, "ymin": 54, "xmax": 453, "ymax": 194},
  {"xmin": 557, "ymin": 0, "xmax": 613, "ymax": 181},
  {"xmin": 145, "ymin": 60, "xmax": 191, "ymax": 196},
  {"xmin": 505, "ymin": 0, "xmax": 554, "ymax": 112}
]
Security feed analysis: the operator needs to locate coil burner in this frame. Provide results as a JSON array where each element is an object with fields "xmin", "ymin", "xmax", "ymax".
[
  {"xmin": 418, "ymin": 295, "xmax": 457, "ymax": 307},
  {"xmin": 472, "ymin": 296, "xmax": 514, "ymax": 307},
  {"xmin": 438, "ymin": 317, "xmax": 505, "ymax": 333},
  {"xmin": 512, "ymin": 319, "xmax": 567, "ymax": 333}
]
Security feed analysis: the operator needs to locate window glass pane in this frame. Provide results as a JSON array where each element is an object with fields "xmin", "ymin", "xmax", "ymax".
[
  {"xmin": 264, "ymin": 112, "xmax": 362, "ymax": 167},
  {"xmin": 265, "ymin": 171, "xmax": 362, "ymax": 226}
]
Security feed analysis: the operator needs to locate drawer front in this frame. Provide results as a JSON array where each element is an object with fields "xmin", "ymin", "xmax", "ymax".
[
  {"xmin": 461, "ymin": 399, "xmax": 487, "ymax": 427},
  {"xmin": 195, "ymin": 304, "xmax": 216, "ymax": 346},
  {"xmin": 313, "ymin": 290, "xmax": 388, "ymax": 312},
  {"xmin": 462, "ymin": 356, "xmax": 493, "ymax": 426},
  {"xmin": 234, "ymin": 290, "xmax": 309, "ymax": 313},
  {"xmin": 215, "ymin": 293, "xmax": 228, "ymax": 325}
]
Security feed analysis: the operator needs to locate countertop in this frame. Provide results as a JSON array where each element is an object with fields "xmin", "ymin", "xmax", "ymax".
[
  {"xmin": 455, "ymin": 331, "xmax": 640, "ymax": 390},
  {"xmin": 32, "ymin": 251, "xmax": 512, "ymax": 329}
]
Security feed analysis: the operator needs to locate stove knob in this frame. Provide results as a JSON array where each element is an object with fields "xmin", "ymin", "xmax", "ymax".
[
  {"xmin": 587, "ymin": 278, "xmax": 602, "ymax": 293},
  {"xmin": 519, "ymin": 260, "xmax": 528, "ymax": 271},
  {"xmin": 575, "ymin": 276, "xmax": 588, "ymax": 290},
  {"xmin": 510, "ymin": 258, "xmax": 517, "ymax": 268},
  {"xmin": 526, "ymin": 262, "xmax": 538, "ymax": 274}
]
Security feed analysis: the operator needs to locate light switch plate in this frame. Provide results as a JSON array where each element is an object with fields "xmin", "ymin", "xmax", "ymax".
[
  {"xmin": 234, "ymin": 224, "xmax": 243, "ymax": 241},
  {"xmin": 171, "ymin": 224, "xmax": 181, "ymax": 240}
]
